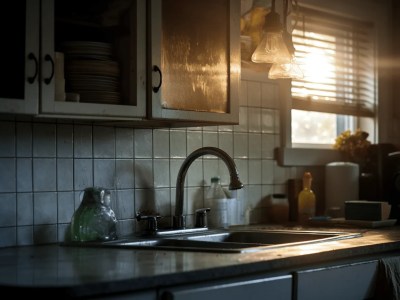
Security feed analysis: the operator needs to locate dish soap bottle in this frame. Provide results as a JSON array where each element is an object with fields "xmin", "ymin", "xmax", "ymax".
[
  {"xmin": 205, "ymin": 176, "xmax": 228, "ymax": 228},
  {"xmin": 298, "ymin": 172, "xmax": 316, "ymax": 223}
]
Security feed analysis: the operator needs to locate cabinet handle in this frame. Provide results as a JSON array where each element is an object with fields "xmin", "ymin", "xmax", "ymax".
[
  {"xmin": 152, "ymin": 65, "xmax": 162, "ymax": 93},
  {"xmin": 44, "ymin": 54, "xmax": 54, "ymax": 85},
  {"xmin": 27, "ymin": 53, "xmax": 38, "ymax": 84}
]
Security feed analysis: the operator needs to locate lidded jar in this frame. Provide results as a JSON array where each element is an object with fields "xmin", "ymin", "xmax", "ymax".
[{"xmin": 70, "ymin": 187, "xmax": 118, "ymax": 242}]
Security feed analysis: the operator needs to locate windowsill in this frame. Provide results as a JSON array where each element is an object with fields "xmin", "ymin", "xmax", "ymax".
[{"xmin": 275, "ymin": 147, "xmax": 342, "ymax": 166}]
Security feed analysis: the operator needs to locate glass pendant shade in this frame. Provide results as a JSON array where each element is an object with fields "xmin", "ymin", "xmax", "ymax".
[
  {"xmin": 251, "ymin": 31, "xmax": 292, "ymax": 64},
  {"xmin": 268, "ymin": 57, "xmax": 304, "ymax": 79}
]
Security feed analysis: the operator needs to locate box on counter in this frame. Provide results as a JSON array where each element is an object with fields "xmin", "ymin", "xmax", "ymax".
[{"xmin": 345, "ymin": 200, "xmax": 391, "ymax": 221}]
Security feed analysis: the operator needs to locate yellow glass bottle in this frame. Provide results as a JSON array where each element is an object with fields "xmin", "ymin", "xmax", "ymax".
[{"xmin": 298, "ymin": 172, "xmax": 316, "ymax": 223}]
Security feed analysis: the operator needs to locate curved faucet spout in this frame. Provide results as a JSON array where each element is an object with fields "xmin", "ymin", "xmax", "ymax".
[{"xmin": 173, "ymin": 147, "xmax": 244, "ymax": 229}]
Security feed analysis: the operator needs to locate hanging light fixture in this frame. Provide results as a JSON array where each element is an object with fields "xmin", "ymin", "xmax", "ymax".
[
  {"xmin": 268, "ymin": 0, "xmax": 304, "ymax": 79},
  {"xmin": 251, "ymin": 0, "xmax": 292, "ymax": 64}
]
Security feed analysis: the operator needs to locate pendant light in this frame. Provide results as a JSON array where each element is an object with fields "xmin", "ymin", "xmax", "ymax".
[
  {"xmin": 251, "ymin": 0, "xmax": 292, "ymax": 64},
  {"xmin": 268, "ymin": 0, "xmax": 304, "ymax": 79}
]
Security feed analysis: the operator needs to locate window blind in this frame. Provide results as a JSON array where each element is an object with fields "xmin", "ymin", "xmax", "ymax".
[{"xmin": 291, "ymin": 7, "xmax": 376, "ymax": 118}]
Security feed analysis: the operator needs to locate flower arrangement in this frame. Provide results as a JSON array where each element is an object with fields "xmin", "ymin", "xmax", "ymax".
[{"xmin": 333, "ymin": 129, "xmax": 371, "ymax": 164}]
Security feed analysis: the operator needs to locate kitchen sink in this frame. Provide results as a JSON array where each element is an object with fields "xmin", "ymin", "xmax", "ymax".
[{"xmin": 62, "ymin": 229, "xmax": 362, "ymax": 253}]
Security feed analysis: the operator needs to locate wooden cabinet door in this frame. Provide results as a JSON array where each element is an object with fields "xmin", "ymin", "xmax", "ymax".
[
  {"xmin": 40, "ymin": 0, "xmax": 146, "ymax": 119},
  {"xmin": 148, "ymin": 0, "xmax": 240, "ymax": 125},
  {"xmin": 0, "ymin": 0, "xmax": 39, "ymax": 114}
]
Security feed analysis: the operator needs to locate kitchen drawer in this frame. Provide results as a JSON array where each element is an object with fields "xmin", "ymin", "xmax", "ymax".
[{"xmin": 295, "ymin": 260, "xmax": 378, "ymax": 300}]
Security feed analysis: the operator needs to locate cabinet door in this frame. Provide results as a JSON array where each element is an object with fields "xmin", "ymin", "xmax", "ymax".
[
  {"xmin": 40, "ymin": 0, "xmax": 146, "ymax": 119},
  {"xmin": 160, "ymin": 275, "xmax": 292, "ymax": 300},
  {"xmin": 0, "ymin": 0, "xmax": 39, "ymax": 114},
  {"xmin": 295, "ymin": 260, "xmax": 378, "ymax": 300},
  {"xmin": 148, "ymin": 0, "xmax": 240, "ymax": 124}
]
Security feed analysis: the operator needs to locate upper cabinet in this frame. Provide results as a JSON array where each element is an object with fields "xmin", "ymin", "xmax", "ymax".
[
  {"xmin": 0, "ymin": 0, "xmax": 240, "ymax": 126},
  {"xmin": 148, "ymin": 0, "xmax": 240, "ymax": 124},
  {"xmin": 0, "ymin": 1, "xmax": 40, "ymax": 114}
]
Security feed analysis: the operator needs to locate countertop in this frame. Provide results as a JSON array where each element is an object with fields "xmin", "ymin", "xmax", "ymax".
[{"xmin": 1, "ymin": 224, "xmax": 400, "ymax": 298}]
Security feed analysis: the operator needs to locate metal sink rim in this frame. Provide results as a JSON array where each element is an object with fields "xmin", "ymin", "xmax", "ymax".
[{"xmin": 61, "ymin": 229, "xmax": 362, "ymax": 253}]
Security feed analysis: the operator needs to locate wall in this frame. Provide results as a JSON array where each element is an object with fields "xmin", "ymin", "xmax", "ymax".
[{"xmin": 0, "ymin": 78, "xmax": 323, "ymax": 248}]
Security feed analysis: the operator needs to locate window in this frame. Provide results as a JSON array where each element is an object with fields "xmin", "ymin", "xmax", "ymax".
[{"xmin": 289, "ymin": 6, "xmax": 376, "ymax": 148}]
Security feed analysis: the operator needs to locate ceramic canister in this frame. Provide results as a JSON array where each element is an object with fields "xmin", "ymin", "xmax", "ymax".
[{"xmin": 325, "ymin": 162, "xmax": 359, "ymax": 218}]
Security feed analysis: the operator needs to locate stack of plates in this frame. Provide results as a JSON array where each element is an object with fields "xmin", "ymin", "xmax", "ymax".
[{"xmin": 62, "ymin": 41, "xmax": 121, "ymax": 104}]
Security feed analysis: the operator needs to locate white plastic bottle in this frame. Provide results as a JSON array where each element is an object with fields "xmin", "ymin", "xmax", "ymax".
[{"xmin": 205, "ymin": 176, "xmax": 228, "ymax": 228}]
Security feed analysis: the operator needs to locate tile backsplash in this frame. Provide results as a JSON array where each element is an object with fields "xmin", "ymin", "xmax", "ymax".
[{"xmin": 0, "ymin": 78, "xmax": 302, "ymax": 247}]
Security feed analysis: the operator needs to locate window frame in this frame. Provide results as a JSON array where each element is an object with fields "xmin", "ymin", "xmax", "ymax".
[{"xmin": 277, "ymin": 0, "xmax": 392, "ymax": 166}]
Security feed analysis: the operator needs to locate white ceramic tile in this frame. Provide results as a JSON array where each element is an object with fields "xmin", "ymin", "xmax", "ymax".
[
  {"xmin": 274, "ymin": 109, "xmax": 280, "ymax": 134},
  {"xmin": 16, "ymin": 122, "xmax": 32, "ymax": 157},
  {"xmin": 17, "ymin": 226, "xmax": 33, "ymax": 246},
  {"xmin": 33, "ymin": 123, "xmax": 56, "ymax": 157},
  {"xmin": 247, "ymin": 81, "xmax": 261, "ymax": 107},
  {"xmin": 249, "ymin": 133, "xmax": 262, "ymax": 159},
  {"xmin": 261, "ymin": 133, "xmax": 275, "ymax": 159},
  {"xmin": 262, "ymin": 159, "xmax": 274, "ymax": 184},
  {"xmin": 134, "ymin": 188, "xmax": 157, "ymax": 214},
  {"xmin": 93, "ymin": 126, "xmax": 115, "ymax": 158},
  {"xmin": 73, "ymin": 125, "xmax": 92, "ymax": 158},
  {"xmin": 116, "ymin": 159, "xmax": 134, "ymax": 189},
  {"xmin": 187, "ymin": 131, "xmax": 202, "ymax": 153},
  {"xmin": 134, "ymin": 129, "xmax": 152, "ymax": 158},
  {"xmin": 93, "ymin": 159, "xmax": 116, "ymax": 189},
  {"xmin": 33, "ymin": 158, "xmax": 56, "ymax": 191},
  {"xmin": 116, "ymin": 128, "xmax": 134, "ymax": 158},
  {"xmin": 134, "ymin": 159, "xmax": 153, "ymax": 188},
  {"xmin": 170, "ymin": 130, "xmax": 187, "ymax": 158},
  {"xmin": 57, "ymin": 223, "xmax": 70, "ymax": 242},
  {"xmin": 187, "ymin": 159, "xmax": 203, "ymax": 187},
  {"xmin": 248, "ymin": 107, "xmax": 261, "ymax": 133},
  {"xmin": 0, "ymin": 158, "xmax": 16, "ymax": 192},
  {"xmin": 233, "ymin": 132, "xmax": 248, "ymax": 158},
  {"xmin": 0, "ymin": 227, "xmax": 16, "ymax": 247},
  {"xmin": 0, "ymin": 121, "xmax": 15, "ymax": 157},
  {"xmin": 202, "ymin": 131, "xmax": 218, "ymax": 150},
  {"xmin": 153, "ymin": 129, "xmax": 170, "ymax": 158},
  {"xmin": 234, "ymin": 107, "xmax": 248, "ymax": 133},
  {"xmin": 33, "ymin": 192, "xmax": 57, "ymax": 225},
  {"xmin": 116, "ymin": 189, "xmax": 135, "ymax": 220},
  {"xmin": 273, "ymin": 160, "xmax": 291, "ymax": 185},
  {"xmin": 186, "ymin": 186, "xmax": 204, "ymax": 216},
  {"xmin": 0, "ymin": 193, "xmax": 16, "ymax": 226},
  {"xmin": 239, "ymin": 80, "xmax": 248, "ymax": 106},
  {"xmin": 218, "ymin": 124, "xmax": 233, "ymax": 132},
  {"xmin": 153, "ymin": 188, "xmax": 171, "ymax": 216},
  {"xmin": 261, "ymin": 82, "xmax": 279, "ymax": 108},
  {"xmin": 17, "ymin": 158, "xmax": 31, "ymax": 192},
  {"xmin": 153, "ymin": 159, "xmax": 170, "ymax": 188},
  {"xmin": 249, "ymin": 160, "xmax": 262, "ymax": 185},
  {"xmin": 218, "ymin": 132, "xmax": 233, "ymax": 157},
  {"xmin": 247, "ymin": 184, "xmax": 262, "ymax": 209},
  {"xmin": 234, "ymin": 159, "xmax": 248, "ymax": 185},
  {"xmin": 170, "ymin": 158, "xmax": 184, "ymax": 187},
  {"xmin": 203, "ymin": 159, "xmax": 220, "ymax": 186},
  {"xmin": 57, "ymin": 158, "xmax": 73, "ymax": 191},
  {"xmin": 203, "ymin": 125, "xmax": 218, "ymax": 132},
  {"xmin": 57, "ymin": 124, "xmax": 73, "ymax": 158},
  {"xmin": 261, "ymin": 108, "xmax": 275, "ymax": 134},
  {"xmin": 117, "ymin": 219, "xmax": 136, "ymax": 237},
  {"xmin": 17, "ymin": 193, "xmax": 33, "ymax": 226},
  {"xmin": 33, "ymin": 224, "xmax": 57, "ymax": 244},
  {"xmin": 217, "ymin": 160, "xmax": 231, "ymax": 187},
  {"xmin": 57, "ymin": 192, "xmax": 75, "ymax": 224},
  {"xmin": 73, "ymin": 159, "xmax": 93, "ymax": 191}
]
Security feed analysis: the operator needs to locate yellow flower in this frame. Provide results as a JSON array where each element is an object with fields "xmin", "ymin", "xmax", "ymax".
[{"xmin": 333, "ymin": 129, "xmax": 371, "ymax": 162}]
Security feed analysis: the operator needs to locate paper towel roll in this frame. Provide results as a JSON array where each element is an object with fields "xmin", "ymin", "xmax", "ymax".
[{"xmin": 325, "ymin": 162, "xmax": 359, "ymax": 217}]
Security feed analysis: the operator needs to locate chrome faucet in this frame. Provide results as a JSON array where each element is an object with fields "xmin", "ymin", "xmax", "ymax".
[{"xmin": 173, "ymin": 147, "xmax": 244, "ymax": 229}]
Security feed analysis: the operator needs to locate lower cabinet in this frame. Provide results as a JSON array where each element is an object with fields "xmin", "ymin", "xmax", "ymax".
[
  {"xmin": 159, "ymin": 274, "xmax": 293, "ymax": 300},
  {"xmin": 295, "ymin": 260, "xmax": 378, "ymax": 300}
]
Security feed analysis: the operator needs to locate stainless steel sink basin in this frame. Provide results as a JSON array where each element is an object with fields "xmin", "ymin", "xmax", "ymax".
[{"xmin": 62, "ymin": 229, "xmax": 362, "ymax": 253}]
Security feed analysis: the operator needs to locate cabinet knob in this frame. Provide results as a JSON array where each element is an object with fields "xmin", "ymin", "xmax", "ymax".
[
  {"xmin": 44, "ymin": 54, "xmax": 54, "ymax": 85},
  {"xmin": 27, "ymin": 53, "xmax": 38, "ymax": 84}
]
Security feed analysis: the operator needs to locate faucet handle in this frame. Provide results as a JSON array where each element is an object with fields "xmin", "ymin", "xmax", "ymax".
[
  {"xmin": 136, "ymin": 212, "xmax": 162, "ymax": 234},
  {"xmin": 195, "ymin": 208, "xmax": 210, "ymax": 228}
]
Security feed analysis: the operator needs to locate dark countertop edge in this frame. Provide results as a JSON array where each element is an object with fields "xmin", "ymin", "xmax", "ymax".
[{"xmin": 2, "ymin": 240, "xmax": 400, "ymax": 298}]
